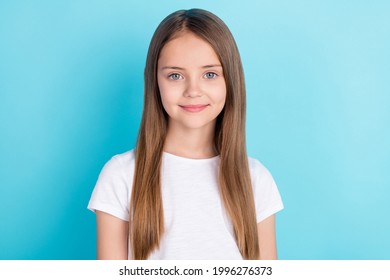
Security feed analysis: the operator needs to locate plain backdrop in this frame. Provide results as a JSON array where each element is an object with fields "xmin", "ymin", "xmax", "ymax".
[{"xmin": 0, "ymin": 0, "xmax": 389, "ymax": 259}]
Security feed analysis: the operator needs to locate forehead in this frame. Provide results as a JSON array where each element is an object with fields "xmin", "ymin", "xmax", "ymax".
[{"xmin": 158, "ymin": 32, "xmax": 221, "ymax": 67}]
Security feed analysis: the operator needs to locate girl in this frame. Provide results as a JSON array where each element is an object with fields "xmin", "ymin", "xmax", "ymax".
[{"xmin": 88, "ymin": 8, "xmax": 283, "ymax": 260}]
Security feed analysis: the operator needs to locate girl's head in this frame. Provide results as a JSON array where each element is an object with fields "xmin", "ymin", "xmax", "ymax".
[
  {"xmin": 143, "ymin": 9, "xmax": 246, "ymax": 151},
  {"xmin": 132, "ymin": 9, "xmax": 258, "ymax": 260}
]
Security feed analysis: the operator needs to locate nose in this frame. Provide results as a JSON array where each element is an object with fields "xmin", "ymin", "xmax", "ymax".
[{"xmin": 184, "ymin": 77, "xmax": 202, "ymax": 98}]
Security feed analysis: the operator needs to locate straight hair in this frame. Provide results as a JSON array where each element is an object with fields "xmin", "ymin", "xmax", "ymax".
[{"xmin": 130, "ymin": 8, "xmax": 259, "ymax": 259}]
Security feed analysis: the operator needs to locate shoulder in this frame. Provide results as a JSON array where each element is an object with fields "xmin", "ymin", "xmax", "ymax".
[
  {"xmin": 101, "ymin": 149, "xmax": 136, "ymax": 176},
  {"xmin": 87, "ymin": 149, "xmax": 136, "ymax": 221},
  {"xmin": 247, "ymin": 156, "xmax": 273, "ymax": 182},
  {"xmin": 247, "ymin": 155, "xmax": 280, "ymax": 201},
  {"xmin": 108, "ymin": 149, "xmax": 136, "ymax": 167},
  {"xmin": 247, "ymin": 155, "xmax": 284, "ymax": 222},
  {"xmin": 94, "ymin": 149, "xmax": 136, "ymax": 197}
]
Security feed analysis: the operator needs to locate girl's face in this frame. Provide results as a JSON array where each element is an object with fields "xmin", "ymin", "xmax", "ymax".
[{"xmin": 157, "ymin": 32, "xmax": 226, "ymax": 131}]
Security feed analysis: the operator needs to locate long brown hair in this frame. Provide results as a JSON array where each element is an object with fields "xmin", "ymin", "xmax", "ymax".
[{"xmin": 130, "ymin": 8, "xmax": 259, "ymax": 260}]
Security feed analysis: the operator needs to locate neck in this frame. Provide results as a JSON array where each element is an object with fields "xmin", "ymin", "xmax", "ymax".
[{"xmin": 163, "ymin": 121, "xmax": 217, "ymax": 159}]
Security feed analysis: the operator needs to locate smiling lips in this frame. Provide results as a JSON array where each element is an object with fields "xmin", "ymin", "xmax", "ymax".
[{"xmin": 179, "ymin": 104, "xmax": 209, "ymax": 113}]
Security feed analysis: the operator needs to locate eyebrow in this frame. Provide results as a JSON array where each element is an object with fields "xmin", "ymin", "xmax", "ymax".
[{"xmin": 161, "ymin": 64, "xmax": 222, "ymax": 70}]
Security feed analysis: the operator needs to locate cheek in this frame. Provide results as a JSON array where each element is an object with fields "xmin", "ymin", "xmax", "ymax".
[
  {"xmin": 157, "ymin": 77, "xmax": 178, "ymax": 116},
  {"xmin": 157, "ymin": 75, "xmax": 165, "ymax": 99},
  {"xmin": 214, "ymin": 82, "xmax": 227, "ymax": 106},
  {"xmin": 157, "ymin": 76, "xmax": 170, "ymax": 105},
  {"xmin": 158, "ymin": 76, "xmax": 184, "ymax": 103}
]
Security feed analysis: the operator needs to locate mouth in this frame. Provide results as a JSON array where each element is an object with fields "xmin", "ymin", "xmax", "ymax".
[{"xmin": 179, "ymin": 104, "xmax": 209, "ymax": 113}]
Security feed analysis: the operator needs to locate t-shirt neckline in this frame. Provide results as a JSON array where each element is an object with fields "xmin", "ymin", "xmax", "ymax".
[{"xmin": 163, "ymin": 151, "xmax": 220, "ymax": 162}]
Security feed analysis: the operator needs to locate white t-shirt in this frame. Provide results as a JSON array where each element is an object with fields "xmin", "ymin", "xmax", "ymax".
[{"xmin": 87, "ymin": 149, "xmax": 284, "ymax": 260}]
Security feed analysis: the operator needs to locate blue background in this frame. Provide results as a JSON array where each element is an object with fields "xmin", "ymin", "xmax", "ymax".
[{"xmin": 1, "ymin": 0, "xmax": 389, "ymax": 259}]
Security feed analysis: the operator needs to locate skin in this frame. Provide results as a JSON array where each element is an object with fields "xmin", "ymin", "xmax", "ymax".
[
  {"xmin": 96, "ymin": 211, "xmax": 128, "ymax": 259},
  {"xmin": 96, "ymin": 31, "xmax": 278, "ymax": 260},
  {"xmin": 158, "ymin": 31, "xmax": 226, "ymax": 159}
]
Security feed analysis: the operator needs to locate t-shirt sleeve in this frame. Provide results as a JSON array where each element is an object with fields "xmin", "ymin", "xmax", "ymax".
[
  {"xmin": 87, "ymin": 156, "xmax": 130, "ymax": 221},
  {"xmin": 251, "ymin": 159, "xmax": 284, "ymax": 223}
]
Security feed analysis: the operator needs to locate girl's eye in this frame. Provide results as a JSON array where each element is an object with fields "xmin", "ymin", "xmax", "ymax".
[
  {"xmin": 204, "ymin": 72, "xmax": 217, "ymax": 79},
  {"xmin": 168, "ymin": 73, "xmax": 182, "ymax": 80}
]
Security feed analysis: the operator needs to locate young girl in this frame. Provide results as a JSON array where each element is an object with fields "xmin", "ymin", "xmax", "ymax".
[{"xmin": 88, "ymin": 8, "xmax": 283, "ymax": 260}]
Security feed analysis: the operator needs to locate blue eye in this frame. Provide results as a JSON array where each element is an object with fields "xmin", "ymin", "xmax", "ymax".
[
  {"xmin": 169, "ymin": 73, "xmax": 182, "ymax": 80},
  {"xmin": 204, "ymin": 72, "xmax": 217, "ymax": 79}
]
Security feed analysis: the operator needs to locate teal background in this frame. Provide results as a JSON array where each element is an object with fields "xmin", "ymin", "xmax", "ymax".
[{"xmin": 1, "ymin": 0, "xmax": 389, "ymax": 259}]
